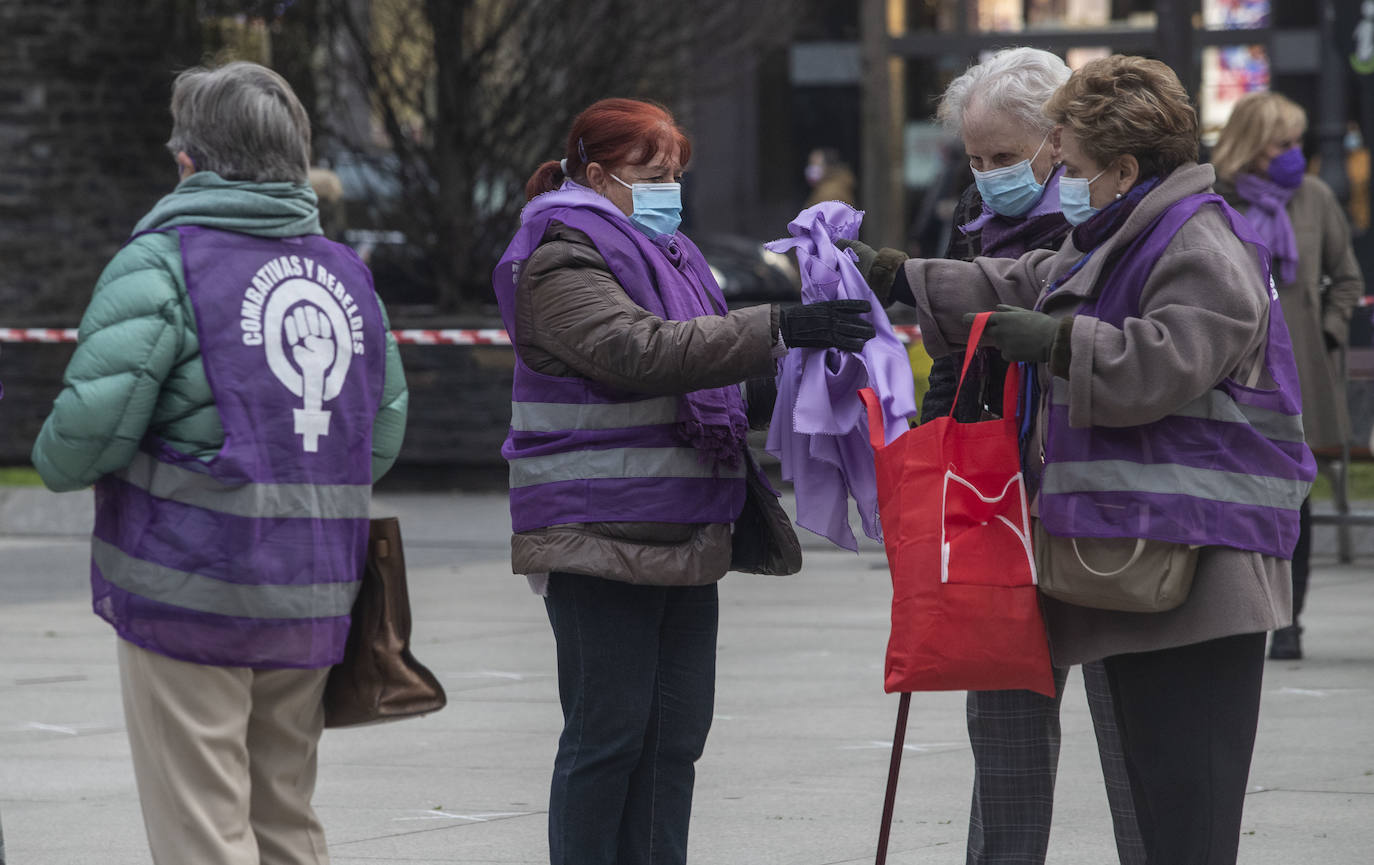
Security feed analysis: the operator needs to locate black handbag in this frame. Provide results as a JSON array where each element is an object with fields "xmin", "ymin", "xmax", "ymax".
[
  {"xmin": 324, "ymin": 517, "xmax": 447, "ymax": 727},
  {"xmin": 729, "ymin": 452, "xmax": 803, "ymax": 576}
]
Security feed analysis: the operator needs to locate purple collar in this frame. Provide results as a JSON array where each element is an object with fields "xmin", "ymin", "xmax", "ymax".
[
  {"xmin": 959, "ymin": 163, "xmax": 1065, "ymax": 235},
  {"xmin": 1069, "ymin": 176, "xmax": 1161, "ymax": 254}
]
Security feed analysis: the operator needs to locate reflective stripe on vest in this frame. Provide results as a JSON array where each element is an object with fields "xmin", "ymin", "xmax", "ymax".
[
  {"xmin": 509, "ymin": 446, "xmax": 747, "ymax": 489},
  {"xmin": 114, "ymin": 451, "xmax": 372, "ymax": 520},
  {"xmin": 93, "ymin": 538, "xmax": 358, "ymax": 620},
  {"xmin": 1041, "ymin": 458, "xmax": 1310, "ymax": 511},
  {"xmin": 510, "ymin": 396, "xmax": 679, "ymax": 432},
  {"xmin": 1050, "ymin": 384, "xmax": 1305, "ymax": 444}
]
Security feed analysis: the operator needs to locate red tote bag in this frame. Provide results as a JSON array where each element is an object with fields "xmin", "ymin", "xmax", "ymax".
[{"xmin": 859, "ymin": 312, "xmax": 1055, "ymax": 697}]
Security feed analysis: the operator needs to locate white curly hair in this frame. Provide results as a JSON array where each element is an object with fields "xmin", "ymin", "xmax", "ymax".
[{"xmin": 936, "ymin": 47, "xmax": 1071, "ymax": 140}]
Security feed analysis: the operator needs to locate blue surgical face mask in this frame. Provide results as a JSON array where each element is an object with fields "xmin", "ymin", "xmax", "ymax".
[
  {"xmin": 970, "ymin": 133, "xmax": 1051, "ymax": 218},
  {"xmin": 1059, "ymin": 167, "xmax": 1108, "ymax": 226},
  {"xmin": 611, "ymin": 173, "xmax": 682, "ymax": 239}
]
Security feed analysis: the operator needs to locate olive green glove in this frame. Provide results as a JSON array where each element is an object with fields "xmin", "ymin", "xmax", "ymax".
[
  {"xmin": 965, "ymin": 304, "xmax": 1066, "ymax": 366},
  {"xmin": 835, "ymin": 238, "xmax": 908, "ymax": 304}
]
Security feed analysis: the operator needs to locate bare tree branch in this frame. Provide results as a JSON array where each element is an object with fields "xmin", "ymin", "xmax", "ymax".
[{"xmin": 313, "ymin": 0, "xmax": 800, "ymax": 311}]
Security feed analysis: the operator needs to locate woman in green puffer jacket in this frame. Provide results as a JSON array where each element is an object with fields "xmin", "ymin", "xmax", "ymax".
[
  {"xmin": 31, "ymin": 61, "xmax": 407, "ymax": 865},
  {"xmin": 31, "ymin": 154, "xmax": 407, "ymax": 487}
]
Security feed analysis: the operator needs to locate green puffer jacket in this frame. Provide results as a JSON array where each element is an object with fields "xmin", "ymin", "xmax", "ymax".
[{"xmin": 32, "ymin": 172, "xmax": 409, "ymax": 491}]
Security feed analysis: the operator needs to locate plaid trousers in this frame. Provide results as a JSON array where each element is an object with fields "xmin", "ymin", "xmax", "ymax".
[{"xmin": 965, "ymin": 661, "xmax": 1146, "ymax": 865}]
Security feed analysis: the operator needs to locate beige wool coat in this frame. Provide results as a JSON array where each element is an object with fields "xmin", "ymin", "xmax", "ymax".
[
  {"xmin": 509, "ymin": 222, "xmax": 780, "ymax": 586},
  {"xmin": 903, "ymin": 162, "xmax": 1295, "ymax": 665},
  {"xmin": 1215, "ymin": 174, "xmax": 1364, "ymax": 451}
]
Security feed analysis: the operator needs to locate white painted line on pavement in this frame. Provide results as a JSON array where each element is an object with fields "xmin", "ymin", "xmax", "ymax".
[
  {"xmin": 393, "ymin": 810, "xmax": 535, "ymax": 823},
  {"xmin": 840, "ymin": 740, "xmax": 963, "ymax": 752}
]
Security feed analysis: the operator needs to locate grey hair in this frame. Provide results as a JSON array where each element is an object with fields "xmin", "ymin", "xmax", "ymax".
[
  {"xmin": 936, "ymin": 47, "xmax": 1071, "ymax": 139},
  {"xmin": 166, "ymin": 61, "xmax": 311, "ymax": 184}
]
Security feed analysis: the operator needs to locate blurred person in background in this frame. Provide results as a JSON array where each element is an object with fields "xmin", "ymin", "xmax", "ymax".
[
  {"xmin": 494, "ymin": 98, "xmax": 874, "ymax": 865},
  {"xmin": 841, "ymin": 46, "xmax": 1144, "ymax": 865},
  {"xmin": 308, "ymin": 162, "xmax": 348, "ymax": 241},
  {"xmin": 804, "ymin": 146, "xmax": 858, "ymax": 207},
  {"xmin": 1212, "ymin": 91, "xmax": 1365, "ymax": 661},
  {"xmin": 31, "ymin": 61, "xmax": 408, "ymax": 865}
]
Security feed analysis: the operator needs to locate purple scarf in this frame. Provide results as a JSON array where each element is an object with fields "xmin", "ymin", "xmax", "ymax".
[
  {"xmin": 501, "ymin": 181, "xmax": 747, "ymax": 468},
  {"xmin": 764, "ymin": 202, "xmax": 917, "ymax": 550},
  {"xmin": 1234, "ymin": 172, "xmax": 1299, "ymax": 284},
  {"xmin": 1068, "ymin": 176, "xmax": 1161, "ymax": 256},
  {"xmin": 960, "ymin": 165, "xmax": 1069, "ymax": 258}
]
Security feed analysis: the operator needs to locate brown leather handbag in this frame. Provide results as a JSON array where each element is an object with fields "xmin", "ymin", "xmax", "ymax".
[{"xmin": 324, "ymin": 517, "xmax": 447, "ymax": 727}]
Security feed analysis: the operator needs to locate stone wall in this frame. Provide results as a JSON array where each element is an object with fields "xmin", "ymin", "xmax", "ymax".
[{"xmin": 0, "ymin": 0, "xmax": 202, "ymax": 321}]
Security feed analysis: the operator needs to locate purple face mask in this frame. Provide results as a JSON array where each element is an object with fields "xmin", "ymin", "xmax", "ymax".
[{"xmin": 1267, "ymin": 145, "xmax": 1306, "ymax": 189}]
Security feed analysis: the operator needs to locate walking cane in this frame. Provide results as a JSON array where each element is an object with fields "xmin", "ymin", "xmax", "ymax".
[{"xmin": 874, "ymin": 691, "xmax": 912, "ymax": 865}]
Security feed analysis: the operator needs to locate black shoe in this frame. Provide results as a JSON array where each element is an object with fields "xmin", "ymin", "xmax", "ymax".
[{"xmin": 1269, "ymin": 625, "xmax": 1303, "ymax": 660}]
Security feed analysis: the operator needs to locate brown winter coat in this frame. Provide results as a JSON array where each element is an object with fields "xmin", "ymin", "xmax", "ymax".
[
  {"xmin": 1215, "ymin": 174, "xmax": 1364, "ymax": 451},
  {"xmin": 903, "ymin": 162, "xmax": 1294, "ymax": 665},
  {"xmin": 509, "ymin": 222, "xmax": 780, "ymax": 586}
]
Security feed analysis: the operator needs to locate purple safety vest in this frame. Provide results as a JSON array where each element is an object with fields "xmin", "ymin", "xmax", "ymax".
[
  {"xmin": 1039, "ymin": 193, "xmax": 1316, "ymax": 558},
  {"xmin": 492, "ymin": 186, "xmax": 747, "ymax": 534},
  {"xmin": 91, "ymin": 227, "xmax": 386, "ymax": 668}
]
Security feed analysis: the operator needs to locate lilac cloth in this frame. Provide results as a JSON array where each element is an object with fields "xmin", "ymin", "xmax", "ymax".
[
  {"xmin": 1234, "ymin": 172, "xmax": 1299, "ymax": 284},
  {"xmin": 764, "ymin": 202, "xmax": 917, "ymax": 550}
]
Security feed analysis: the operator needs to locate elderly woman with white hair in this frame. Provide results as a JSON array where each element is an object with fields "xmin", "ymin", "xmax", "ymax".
[
  {"xmin": 33, "ymin": 61, "xmax": 408, "ymax": 864},
  {"xmin": 843, "ymin": 47, "xmax": 1144, "ymax": 865}
]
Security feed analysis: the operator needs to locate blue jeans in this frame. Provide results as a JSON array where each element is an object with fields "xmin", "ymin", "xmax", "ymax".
[{"xmin": 544, "ymin": 573, "xmax": 719, "ymax": 865}]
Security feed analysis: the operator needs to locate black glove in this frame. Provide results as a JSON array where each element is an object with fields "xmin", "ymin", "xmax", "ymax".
[
  {"xmin": 835, "ymin": 238, "xmax": 908, "ymax": 304},
  {"xmin": 965, "ymin": 304, "xmax": 1061, "ymax": 364},
  {"xmin": 779, "ymin": 299, "xmax": 876, "ymax": 352}
]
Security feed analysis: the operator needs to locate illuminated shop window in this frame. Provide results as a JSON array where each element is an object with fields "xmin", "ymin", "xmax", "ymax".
[{"xmin": 1199, "ymin": 45, "xmax": 1270, "ymax": 143}]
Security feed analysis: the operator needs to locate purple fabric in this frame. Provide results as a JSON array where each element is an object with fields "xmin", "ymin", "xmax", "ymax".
[
  {"xmin": 495, "ymin": 182, "xmax": 747, "ymax": 470},
  {"xmin": 174, "ymin": 228, "xmax": 385, "ymax": 484},
  {"xmin": 763, "ymin": 201, "xmax": 917, "ymax": 550},
  {"xmin": 1041, "ymin": 492, "xmax": 1301, "ymax": 560},
  {"xmin": 92, "ymin": 227, "xmax": 384, "ymax": 668},
  {"xmin": 1067, "ymin": 177, "xmax": 1160, "ymax": 256},
  {"xmin": 94, "ymin": 476, "xmax": 365, "ymax": 585},
  {"xmin": 1040, "ymin": 193, "xmax": 1315, "ymax": 558},
  {"xmin": 92, "ymin": 567, "xmax": 349, "ymax": 669},
  {"xmin": 1234, "ymin": 172, "xmax": 1300, "ymax": 284},
  {"xmin": 505, "ymin": 424, "xmax": 686, "ymax": 458},
  {"xmin": 1046, "ymin": 414, "xmax": 1313, "ymax": 478},
  {"xmin": 491, "ymin": 183, "xmax": 747, "ymax": 532},
  {"xmin": 1267, "ymin": 146, "xmax": 1307, "ymax": 189},
  {"xmin": 961, "ymin": 165, "xmax": 1069, "ymax": 258},
  {"xmin": 509, "ymin": 475, "xmax": 748, "ymax": 533}
]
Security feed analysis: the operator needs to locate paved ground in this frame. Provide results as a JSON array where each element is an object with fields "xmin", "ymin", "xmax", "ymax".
[{"xmin": 1, "ymin": 487, "xmax": 1372, "ymax": 864}]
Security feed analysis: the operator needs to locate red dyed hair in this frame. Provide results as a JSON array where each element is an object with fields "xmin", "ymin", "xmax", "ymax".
[{"xmin": 525, "ymin": 98, "xmax": 692, "ymax": 201}]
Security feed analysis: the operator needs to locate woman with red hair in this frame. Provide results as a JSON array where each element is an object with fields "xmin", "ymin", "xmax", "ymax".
[{"xmin": 493, "ymin": 98, "xmax": 874, "ymax": 864}]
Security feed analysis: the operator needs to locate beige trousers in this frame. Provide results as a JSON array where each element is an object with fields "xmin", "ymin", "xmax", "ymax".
[{"xmin": 117, "ymin": 639, "xmax": 331, "ymax": 865}]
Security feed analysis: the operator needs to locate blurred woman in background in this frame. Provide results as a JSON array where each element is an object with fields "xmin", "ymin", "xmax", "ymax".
[{"xmin": 1212, "ymin": 91, "xmax": 1365, "ymax": 661}]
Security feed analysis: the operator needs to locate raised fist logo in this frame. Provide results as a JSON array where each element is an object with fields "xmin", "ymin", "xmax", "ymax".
[
  {"xmin": 285, "ymin": 303, "xmax": 335, "ymax": 451},
  {"xmin": 262, "ymin": 279, "xmax": 356, "ymax": 454}
]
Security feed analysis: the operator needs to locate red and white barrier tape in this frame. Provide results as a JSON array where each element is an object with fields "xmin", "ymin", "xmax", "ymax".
[
  {"xmin": 0, "ymin": 324, "xmax": 928, "ymax": 346},
  {"xmin": 0, "ymin": 329, "xmax": 80, "ymax": 343}
]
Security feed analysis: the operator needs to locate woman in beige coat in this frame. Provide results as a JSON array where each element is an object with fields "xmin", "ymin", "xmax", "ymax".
[
  {"xmin": 1212, "ymin": 91, "xmax": 1365, "ymax": 660},
  {"xmin": 848, "ymin": 56, "xmax": 1313, "ymax": 865}
]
